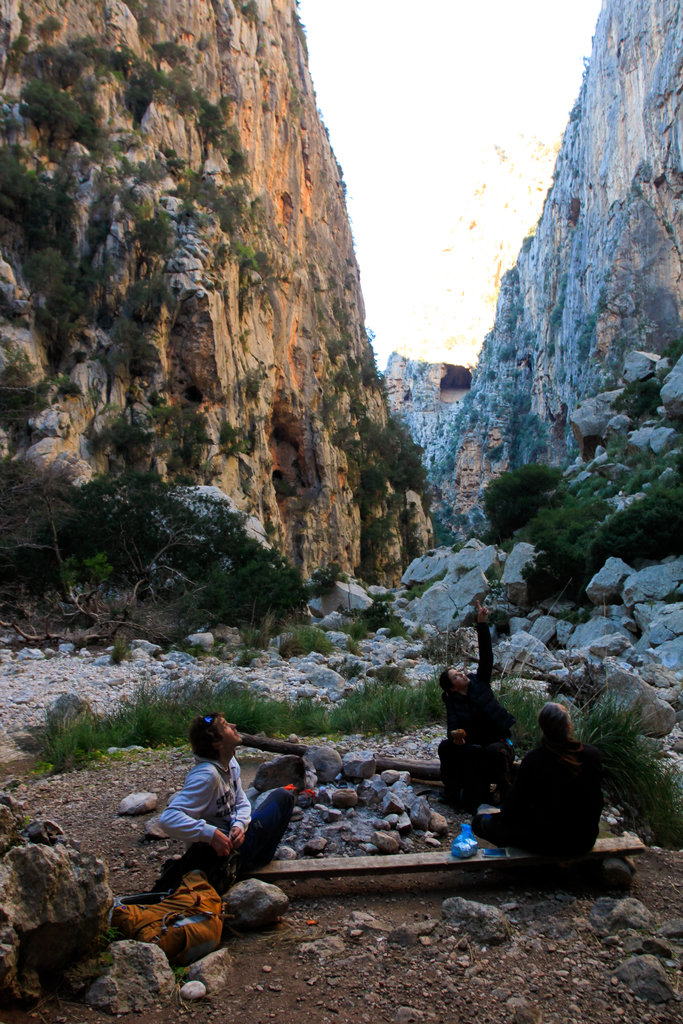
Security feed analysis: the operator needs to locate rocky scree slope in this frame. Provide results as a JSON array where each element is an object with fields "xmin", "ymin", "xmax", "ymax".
[{"xmin": 0, "ymin": 0, "xmax": 430, "ymax": 581}]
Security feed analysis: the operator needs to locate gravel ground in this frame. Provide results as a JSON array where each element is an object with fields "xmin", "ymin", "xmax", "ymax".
[{"xmin": 1, "ymin": 744, "xmax": 682, "ymax": 1024}]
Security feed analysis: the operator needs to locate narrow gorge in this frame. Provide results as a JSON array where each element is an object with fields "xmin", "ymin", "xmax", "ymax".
[{"xmin": 388, "ymin": 0, "xmax": 683, "ymax": 536}]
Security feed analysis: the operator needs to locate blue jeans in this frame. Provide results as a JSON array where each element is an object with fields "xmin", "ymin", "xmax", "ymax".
[{"xmin": 154, "ymin": 788, "xmax": 295, "ymax": 894}]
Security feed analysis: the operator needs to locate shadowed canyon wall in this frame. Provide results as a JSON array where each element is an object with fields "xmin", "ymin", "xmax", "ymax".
[{"xmin": 0, "ymin": 0, "xmax": 431, "ymax": 580}]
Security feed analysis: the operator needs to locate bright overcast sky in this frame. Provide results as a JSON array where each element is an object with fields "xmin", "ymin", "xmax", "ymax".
[{"xmin": 297, "ymin": 0, "xmax": 604, "ymax": 369}]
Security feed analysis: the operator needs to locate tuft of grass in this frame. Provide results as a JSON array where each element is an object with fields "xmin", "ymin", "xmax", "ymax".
[
  {"xmin": 576, "ymin": 695, "xmax": 683, "ymax": 848},
  {"xmin": 111, "ymin": 636, "xmax": 131, "ymax": 664},
  {"xmin": 343, "ymin": 619, "xmax": 369, "ymax": 642},
  {"xmin": 328, "ymin": 675, "xmax": 442, "ymax": 735},
  {"xmin": 498, "ymin": 679, "xmax": 548, "ymax": 753},
  {"xmin": 278, "ymin": 625, "xmax": 333, "ymax": 659}
]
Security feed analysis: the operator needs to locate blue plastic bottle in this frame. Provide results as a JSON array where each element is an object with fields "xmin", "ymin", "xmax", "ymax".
[{"xmin": 450, "ymin": 822, "xmax": 479, "ymax": 859}]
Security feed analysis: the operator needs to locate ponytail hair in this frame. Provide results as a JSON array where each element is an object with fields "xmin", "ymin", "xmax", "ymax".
[{"xmin": 538, "ymin": 702, "xmax": 582, "ymax": 769}]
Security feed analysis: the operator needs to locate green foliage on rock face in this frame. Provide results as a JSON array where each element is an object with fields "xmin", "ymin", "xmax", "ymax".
[
  {"xmin": 20, "ymin": 78, "xmax": 99, "ymax": 150},
  {"xmin": 483, "ymin": 463, "xmax": 563, "ymax": 541},
  {"xmin": 0, "ymin": 151, "xmax": 95, "ymax": 364},
  {"xmin": 613, "ymin": 378, "xmax": 661, "ymax": 420},
  {"xmin": 345, "ymin": 407, "xmax": 429, "ymax": 581},
  {"xmin": 0, "ymin": 345, "xmax": 48, "ymax": 428}
]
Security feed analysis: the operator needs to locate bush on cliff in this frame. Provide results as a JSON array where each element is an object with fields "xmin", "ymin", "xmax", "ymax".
[{"xmin": 483, "ymin": 463, "xmax": 563, "ymax": 541}]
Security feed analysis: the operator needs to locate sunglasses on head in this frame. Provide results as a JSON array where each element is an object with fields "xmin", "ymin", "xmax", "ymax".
[{"xmin": 204, "ymin": 714, "xmax": 218, "ymax": 725}]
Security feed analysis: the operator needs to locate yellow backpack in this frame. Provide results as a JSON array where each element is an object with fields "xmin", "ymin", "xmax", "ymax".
[{"xmin": 111, "ymin": 870, "xmax": 224, "ymax": 966}]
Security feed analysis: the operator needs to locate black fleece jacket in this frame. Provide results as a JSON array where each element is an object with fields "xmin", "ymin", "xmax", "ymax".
[{"xmin": 442, "ymin": 622, "xmax": 515, "ymax": 745}]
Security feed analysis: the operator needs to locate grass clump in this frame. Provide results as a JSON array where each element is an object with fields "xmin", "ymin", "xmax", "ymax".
[
  {"xmin": 278, "ymin": 625, "xmax": 334, "ymax": 659},
  {"xmin": 328, "ymin": 676, "xmax": 442, "ymax": 735},
  {"xmin": 39, "ymin": 673, "xmax": 445, "ymax": 770},
  {"xmin": 576, "ymin": 695, "xmax": 683, "ymax": 848}
]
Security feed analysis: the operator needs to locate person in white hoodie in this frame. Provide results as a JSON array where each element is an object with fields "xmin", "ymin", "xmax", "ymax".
[{"xmin": 154, "ymin": 712, "xmax": 295, "ymax": 893}]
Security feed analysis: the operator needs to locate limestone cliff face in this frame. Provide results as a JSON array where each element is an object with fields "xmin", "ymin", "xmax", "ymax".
[
  {"xmin": 0, "ymin": 0, "xmax": 430, "ymax": 580},
  {"xmin": 434, "ymin": 0, "xmax": 683, "ymax": 532}
]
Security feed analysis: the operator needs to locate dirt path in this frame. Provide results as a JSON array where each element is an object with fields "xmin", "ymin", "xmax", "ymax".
[{"xmin": 2, "ymin": 750, "xmax": 682, "ymax": 1024}]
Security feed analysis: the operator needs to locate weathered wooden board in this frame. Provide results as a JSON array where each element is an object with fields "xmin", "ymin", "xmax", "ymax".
[{"xmin": 253, "ymin": 834, "xmax": 645, "ymax": 882}]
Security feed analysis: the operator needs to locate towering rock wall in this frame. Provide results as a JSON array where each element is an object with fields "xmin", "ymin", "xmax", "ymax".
[
  {"xmin": 435, "ymin": 0, "xmax": 683, "ymax": 533},
  {"xmin": 0, "ymin": 0, "xmax": 430, "ymax": 580}
]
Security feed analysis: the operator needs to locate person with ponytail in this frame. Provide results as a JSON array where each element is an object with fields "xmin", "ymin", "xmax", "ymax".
[{"xmin": 472, "ymin": 702, "xmax": 603, "ymax": 855}]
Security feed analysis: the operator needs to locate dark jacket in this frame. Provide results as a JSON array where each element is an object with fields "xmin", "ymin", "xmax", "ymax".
[
  {"xmin": 502, "ymin": 742, "xmax": 603, "ymax": 855},
  {"xmin": 442, "ymin": 622, "xmax": 515, "ymax": 745}
]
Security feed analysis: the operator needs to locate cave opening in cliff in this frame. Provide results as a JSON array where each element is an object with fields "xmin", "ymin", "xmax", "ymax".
[
  {"xmin": 440, "ymin": 364, "xmax": 472, "ymax": 404},
  {"xmin": 269, "ymin": 414, "xmax": 308, "ymax": 495},
  {"xmin": 184, "ymin": 385, "xmax": 203, "ymax": 404}
]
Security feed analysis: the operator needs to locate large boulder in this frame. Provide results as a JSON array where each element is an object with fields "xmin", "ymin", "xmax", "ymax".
[
  {"xmin": 566, "ymin": 617, "xmax": 632, "ymax": 650},
  {"xmin": 401, "ymin": 546, "xmax": 464, "ymax": 585},
  {"xmin": 600, "ymin": 658, "xmax": 677, "ymax": 737},
  {"xmin": 585, "ymin": 557, "xmax": 634, "ymax": 605},
  {"xmin": 308, "ymin": 580, "xmax": 372, "ymax": 617},
  {"xmin": 569, "ymin": 390, "xmax": 623, "ymax": 459},
  {"xmin": 0, "ymin": 843, "xmax": 112, "ymax": 1001},
  {"xmin": 660, "ymin": 355, "xmax": 683, "ymax": 419},
  {"xmin": 85, "ymin": 940, "xmax": 175, "ymax": 1013},
  {"xmin": 502, "ymin": 543, "xmax": 536, "ymax": 608},
  {"xmin": 493, "ymin": 632, "xmax": 565, "ymax": 680},
  {"xmin": 622, "ymin": 560, "xmax": 683, "ymax": 609},
  {"xmin": 622, "ymin": 350, "xmax": 661, "ymax": 383},
  {"xmin": 410, "ymin": 568, "xmax": 489, "ymax": 630}
]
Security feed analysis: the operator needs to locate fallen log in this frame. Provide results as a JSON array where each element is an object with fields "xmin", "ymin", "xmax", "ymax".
[{"xmin": 239, "ymin": 732, "xmax": 441, "ymax": 781}]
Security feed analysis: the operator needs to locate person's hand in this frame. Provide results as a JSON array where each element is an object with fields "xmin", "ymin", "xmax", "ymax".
[
  {"xmin": 475, "ymin": 599, "xmax": 489, "ymax": 623},
  {"xmin": 210, "ymin": 829, "xmax": 233, "ymax": 856},
  {"xmin": 229, "ymin": 825, "xmax": 245, "ymax": 849},
  {"xmin": 450, "ymin": 728, "xmax": 467, "ymax": 746}
]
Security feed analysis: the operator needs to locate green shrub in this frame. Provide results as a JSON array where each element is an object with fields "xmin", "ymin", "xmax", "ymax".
[
  {"xmin": 54, "ymin": 474, "xmax": 308, "ymax": 627},
  {"xmin": 307, "ymin": 563, "xmax": 346, "ymax": 597},
  {"xmin": 149, "ymin": 404, "xmax": 209, "ymax": 474},
  {"xmin": 151, "ymin": 41, "xmax": 188, "ymax": 66},
  {"xmin": 91, "ymin": 410, "xmax": 153, "ymax": 463},
  {"xmin": 589, "ymin": 485, "xmax": 683, "ymax": 573},
  {"xmin": 125, "ymin": 62, "xmax": 166, "ymax": 123},
  {"xmin": 133, "ymin": 210, "xmax": 174, "ymax": 259},
  {"xmin": 663, "ymin": 337, "xmax": 683, "ymax": 365},
  {"xmin": 219, "ymin": 422, "xmax": 247, "ymax": 457},
  {"xmin": 523, "ymin": 496, "xmax": 609, "ymax": 600},
  {"xmin": 613, "ymin": 378, "xmax": 661, "ymax": 420},
  {"xmin": 483, "ymin": 463, "xmax": 563, "ymax": 540},
  {"xmin": 20, "ymin": 78, "xmax": 99, "ymax": 149}
]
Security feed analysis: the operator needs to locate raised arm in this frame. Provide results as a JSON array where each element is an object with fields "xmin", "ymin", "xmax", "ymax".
[{"xmin": 474, "ymin": 600, "xmax": 493, "ymax": 685}]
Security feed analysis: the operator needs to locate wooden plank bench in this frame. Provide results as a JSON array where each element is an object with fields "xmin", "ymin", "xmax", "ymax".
[{"xmin": 253, "ymin": 834, "xmax": 645, "ymax": 883}]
